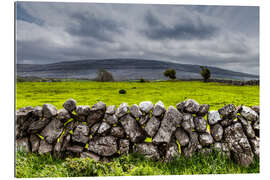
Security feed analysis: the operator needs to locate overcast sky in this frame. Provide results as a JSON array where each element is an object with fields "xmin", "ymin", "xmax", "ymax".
[{"xmin": 16, "ymin": 2, "xmax": 259, "ymax": 75}]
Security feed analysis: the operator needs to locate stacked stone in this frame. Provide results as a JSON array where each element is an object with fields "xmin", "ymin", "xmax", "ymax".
[{"xmin": 16, "ymin": 99, "xmax": 260, "ymax": 167}]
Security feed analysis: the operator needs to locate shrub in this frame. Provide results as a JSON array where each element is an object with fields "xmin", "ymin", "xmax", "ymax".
[
  {"xmin": 96, "ymin": 69, "xmax": 114, "ymax": 82},
  {"xmin": 140, "ymin": 78, "xmax": 146, "ymax": 83},
  {"xmin": 163, "ymin": 69, "xmax": 176, "ymax": 80},
  {"xmin": 200, "ymin": 66, "xmax": 211, "ymax": 82}
]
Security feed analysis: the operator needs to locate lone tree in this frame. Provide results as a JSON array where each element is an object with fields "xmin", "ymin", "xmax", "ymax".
[
  {"xmin": 200, "ymin": 66, "xmax": 211, "ymax": 82},
  {"xmin": 96, "ymin": 69, "xmax": 114, "ymax": 82},
  {"xmin": 163, "ymin": 69, "xmax": 176, "ymax": 80}
]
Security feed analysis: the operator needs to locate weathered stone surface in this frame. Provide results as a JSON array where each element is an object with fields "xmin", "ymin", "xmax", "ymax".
[
  {"xmin": 181, "ymin": 132, "xmax": 199, "ymax": 157},
  {"xmin": 87, "ymin": 109, "xmax": 105, "ymax": 127},
  {"xmin": 110, "ymin": 126, "xmax": 125, "ymax": 138},
  {"xmin": 193, "ymin": 116, "xmax": 207, "ymax": 132},
  {"xmin": 40, "ymin": 118, "xmax": 64, "ymax": 144},
  {"xmin": 104, "ymin": 114, "xmax": 118, "ymax": 125},
  {"xmin": 120, "ymin": 114, "xmax": 145, "ymax": 143},
  {"xmin": 139, "ymin": 114, "xmax": 150, "ymax": 126},
  {"xmin": 165, "ymin": 142, "xmax": 179, "ymax": 161},
  {"xmin": 145, "ymin": 116, "xmax": 160, "ymax": 137},
  {"xmin": 16, "ymin": 137, "xmax": 30, "ymax": 153},
  {"xmin": 92, "ymin": 101, "xmax": 106, "ymax": 111},
  {"xmin": 61, "ymin": 134, "xmax": 71, "ymax": 151},
  {"xmin": 33, "ymin": 106, "xmax": 43, "ymax": 117},
  {"xmin": 152, "ymin": 101, "xmax": 166, "ymax": 117},
  {"xmin": 38, "ymin": 140, "xmax": 53, "ymax": 154},
  {"xmin": 249, "ymin": 138, "xmax": 259, "ymax": 157},
  {"xmin": 224, "ymin": 123, "xmax": 254, "ymax": 167},
  {"xmin": 129, "ymin": 104, "xmax": 142, "ymax": 118},
  {"xmin": 199, "ymin": 133, "xmax": 214, "ymax": 146},
  {"xmin": 76, "ymin": 105, "xmax": 90, "ymax": 116},
  {"xmin": 207, "ymin": 111, "xmax": 221, "ymax": 125},
  {"xmin": 80, "ymin": 151, "xmax": 100, "ymax": 161},
  {"xmin": 213, "ymin": 142, "xmax": 230, "ymax": 156},
  {"xmin": 43, "ymin": 104, "xmax": 57, "ymax": 118},
  {"xmin": 238, "ymin": 115, "xmax": 255, "ymax": 139},
  {"xmin": 139, "ymin": 101, "xmax": 153, "ymax": 114},
  {"xmin": 88, "ymin": 136, "xmax": 118, "ymax": 156},
  {"xmin": 211, "ymin": 123, "xmax": 223, "ymax": 142},
  {"xmin": 115, "ymin": 103, "xmax": 129, "ymax": 118},
  {"xmin": 30, "ymin": 134, "xmax": 40, "ymax": 153},
  {"xmin": 181, "ymin": 113, "xmax": 194, "ymax": 134},
  {"xmin": 239, "ymin": 106, "xmax": 258, "ymax": 122},
  {"xmin": 66, "ymin": 145, "xmax": 84, "ymax": 153},
  {"xmin": 105, "ymin": 105, "xmax": 116, "ymax": 115},
  {"xmin": 72, "ymin": 124, "xmax": 90, "ymax": 144},
  {"xmin": 199, "ymin": 148, "xmax": 213, "ymax": 155},
  {"xmin": 97, "ymin": 122, "xmax": 111, "ymax": 135},
  {"xmin": 180, "ymin": 99, "xmax": 200, "ymax": 114},
  {"xmin": 119, "ymin": 139, "xmax": 130, "ymax": 155},
  {"xmin": 175, "ymin": 127, "xmax": 189, "ymax": 147},
  {"xmin": 90, "ymin": 122, "xmax": 101, "ymax": 135},
  {"xmin": 16, "ymin": 106, "xmax": 34, "ymax": 125},
  {"xmin": 63, "ymin": 99, "xmax": 77, "ymax": 112},
  {"xmin": 197, "ymin": 104, "xmax": 210, "ymax": 116},
  {"xmin": 253, "ymin": 119, "xmax": 260, "ymax": 137},
  {"xmin": 135, "ymin": 143, "xmax": 160, "ymax": 160},
  {"xmin": 176, "ymin": 102, "xmax": 185, "ymax": 113},
  {"xmin": 251, "ymin": 106, "xmax": 260, "ymax": 115},
  {"xmin": 153, "ymin": 106, "xmax": 182, "ymax": 144},
  {"xmin": 57, "ymin": 109, "xmax": 71, "ymax": 122},
  {"xmin": 218, "ymin": 104, "xmax": 237, "ymax": 119}
]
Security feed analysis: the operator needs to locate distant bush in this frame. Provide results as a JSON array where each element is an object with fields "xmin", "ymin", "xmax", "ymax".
[
  {"xmin": 140, "ymin": 78, "xmax": 146, "ymax": 83},
  {"xmin": 163, "ymin": 69, "xmax": 176, "ymax": 80},
  {"xmin": 96, "ymin": 69, "xmax": 114, "ymax": 82},
  {"xmin": 200, "ymin": 66, "xmax": 211, "ymax": 82}
]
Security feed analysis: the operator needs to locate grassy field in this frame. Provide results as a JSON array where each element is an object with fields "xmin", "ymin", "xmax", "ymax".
[{"xmin": 15, "ymin": 81, "xmax": 260, "ymax": 177}]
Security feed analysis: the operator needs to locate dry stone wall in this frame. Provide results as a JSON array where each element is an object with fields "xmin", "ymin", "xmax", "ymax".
[{"xmin": 16, "ymin": 99, "xmax": 260, "ymax": 167}]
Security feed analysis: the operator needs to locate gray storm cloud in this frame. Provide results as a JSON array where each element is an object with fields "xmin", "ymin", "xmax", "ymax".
[{"xmin": 16, "ymin": 2, "xmax": 259, "ymax": 75}]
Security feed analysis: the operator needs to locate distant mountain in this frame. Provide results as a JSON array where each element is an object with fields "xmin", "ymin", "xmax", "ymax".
[{"xmin": 16, "ymin": 58, "xmax": 259, "ymax": 81}]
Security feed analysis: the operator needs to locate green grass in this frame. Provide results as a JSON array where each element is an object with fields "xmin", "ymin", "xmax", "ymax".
[{"xmin": 15, "ymin": 80, "xmax": 259, "ymax": 177}]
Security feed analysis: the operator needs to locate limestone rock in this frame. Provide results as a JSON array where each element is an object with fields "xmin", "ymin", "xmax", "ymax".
[
  {"xmin": 239, "ymin": 106, "xmax": 258, "ymax": 122},
  {"xmin": 220, "ymin": 118, "xmax": 235, "ymax": 127},
  {"xmin": 91, "ymin": 101, "xmax": 106, "ymax": 111},
  {"xmin": 38, "ymin": 140, "xmax": 53, "ymax": 154},
  {"xmin": 251, "ymin": 106, "xmax": 260, "ymax": 115},
  {"xmin": 29, "ymin": 134, "xmax": 40, "ymax": 153},
  {"xmin": 119, "ymin": 139, "xmax": 130, "ymax": 155},
  {"xmin": 165, "ymin": 142, "xmax": 179, "ymax": 161},
  {"xmin": 33, "ymin": 106, "xmax": 43, "ymax": 117},
  {"xmin": 218, "ymin": 104, "xmax": 237, "ymax": 119},
  {"xmin": 129, "ymin": 104, "xmax": 142, "ymax": 118},
  {"xmin": 135, "ymin": 143, "xmax": 160, "ymax": 160},
  {"xmin": 42, "ymin": 104, "xmax": 57, "ymax": 118},
  {"xmin": 16, "ymin": 106, "xmax": 34, "ymax": 125},
  {"xmin": 88, "ymin": 136, "xmax": 118, "ymax": 156},
  {"xmin": 145, "ymin": 116, "xmax": 160, "ymax": 137},
  {"xmin": 40, "ymin": 118, "xmax": 64, "ymax": 144},
  {"xmin": 199, "ymin": 133, "xmax": 214, "ymax": 146},
  {"xmin": 139, "ymin": 101, "xmax": 153, "ymax": 114},
  {"xmin": 249, "ymin": 138, "xmax": 259, "ymax": 157},
  {"xmin": 28, "ymin": 118, "xmax": 51, "ymax": 133},
  {"xmin": 193, "ymin": 116, "xmax": 207, "ymax": 132},
  {"xmin": 115, "ymin": 103, "xmax": 129, "ymax": 118},
  {"xmin": 63, "ymin": 99, "xmax": 77, "ymax": 112},
  {"xmin": 105, "ymin": 105, "xmax": 116, "ymax": 115},
  {"xmin": 16, "ymin": 137, "xmax": 30, "ymax": 153},
  {"xmin": 66, "ymin": 145, "xmax": 84, "ymax": 153},
  {"xmin": 80, "ymin": 151, "xmax": 100, "ymax": 161},
  {"xmin": 97, "ymin": 122, "xmax": 111, "ymax": 135},
  {"xmin": 238, "ymin": 115, "xmax": 255, "ymax": 139},
  {"xmin": 87, "ymin": 109, "xmax": 105, "ymax": 127},
  {"xmin": 180, "ymin": 99, "xmax": 200, "ymax": 114},
  {"xmin": 213, "ymin": 142, "xmax": 230, "ymax": 156},
  {"xmin": 90, "ymin": 122, "xmax": 101, "ymax": 135},
  {"xmin": 207, "ymin": 111, "xmax": 221, "ymax": 125},
  {"xmin": 175, "ymin": 127, "xmax": 189, "ymax": 147},
  {"xmin": 57, "ymin": 109, "xmax": 71, "ymax": 122},
  {"xmin": 120, "ymin": 114, "xmax": 145, "ymax": 143},
  {"xmin": 210, "ymin": 123, "xmax": 223, "ymax": 142},
  {"xmin": 152, "ymin": 101, "xmax": 166, "ymax": 117},
  {"xmin": 104, "ymin": 114, "xmax": 118, "ymax": 125},
  {"xmin": 110, "ymin": 126, "xmax": 125, "ymax": 138},
  {"xmin": 76, "ymin": 105, "xmax": 90, "ymax": 116},
  {"xmin": 181, "ymin": 132, "xmax": 199, "ymax": 157},
  {"xmin": 153, "ymin": 106, "xmax": 182, "ymax": 144},
  {"xmin": 181, "ymin": 113, "xmax": 195, "ymax": 134},
  {"xmin": 138, "ymin": 114, "xmax": 150, "ymax": 126},
  {"xmin": 253, "ymin": 119, "xmax": 260, "ymax": 137},
  {"xmin": 197, "ymin": 104, "xmax": 210, "ymax": 116},
  {"xmin": 61, "ymin": 134, "xmax": 71, "ymax": 151},
  {"xmin": 72, "ymin": 124, "xmax": 90, "ymax": 144}
]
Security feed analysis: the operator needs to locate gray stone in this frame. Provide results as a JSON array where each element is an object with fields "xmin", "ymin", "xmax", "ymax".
[
  {"xmin": 210, "ymin": 123, "xmax": 223, "ymax": 142},
  {"xmin": 165, "ymin": 142, "xmax": 179, "ymax": 161},
  {"xmin": 40, "ymin": 118, "xmax": 64, "ymax": 144},
  {"xmin": 110, "ymin": 126, "xmax": 125, "ymax": 138},
  {"xmin": 182, "ymin": 99, "xmax": 200, "ymax": 114},
  {"xmin": 176, "ymin": 101, "xmax": 185, "ymax": 113},
  {"xmin": 66, "ymin": 145, "xmax": 84, "ymax": 153},
  {"xmin": 199, "ymin": 133, "xmax": 214, "ymax": 146},
  {"xmin": 42, "ymin": 104, "xmax": 57, "ymax": 118},
  {"xmin": 16, "ymin": 137, "xmax": 30, "ymax": 153},
  {"xmin": 207, "ymin": 111, "xmax": 221, "ymax": 125},
  {"xmin": 145, "ymin": 116, "xmax": 160, "ymax": 137},
  {"xmin": 153, "ymin": 106, "xmax": 182, "ymax": 144},
  {"xmin": 63, "ymin": 99, "xmax": 77, "ymax": 112},
  {"xmin": 175, "ymin": 128, "xmax": 189, "ymax": 147},
  {"xmin": 16, "ymin": 106, "xmax": 34, "ymax": 125},
  {"xmin": 129, "ymin": 104, "xmax": 142, "ymax": 118},
  {"xmin": 115, "ymin": 103, "xmax": 129, "ymax": 118},
  {"xmin": 197, "ymin": 104, "xmax": 210, "ymax": 116},
  {"xmin": 139, "ymin": 101, "xmax": 153, "ymax": 114},
  {"xmin": 29, "ymin": 134, "xmax": 40, "ymax": 153},
  {"xmin": 253, "ymin": 119, "xmax": 260, "ymax": 137},
  {"xmin": 238, "ymin": 115, "xmax": 255, "ymax": 139},
  {"xmin": 120, "ymin": 114, "xmax": 146, "ymax": 143},
  {"xmin": 104, "ymin": 114, "xmax": 118, "ymax": 125},
  {"xmin": 181, "ymin": 132, "xmax": 199, "ymax": 157},
  {"xmin": 218, "ymin": 104, "xmax": 237, "ymax": 119},
  {"xmin": 97, "ymin": 122, "xmax": 111, "ymax": 135},
  {"xmin": 38, "ymin": 140, "xmax": 53, "ymax": 154},
  {"xmin": 105, "ymin": 105, "xmax": 116, "ymax": 115},
  {"xmin": 80, "ymin": 152, "xmax": 100, "ymax": 161},
  {"xmin": 57, "ymin": 109, "xmax": 71, "ymax": 122},
  {"xmin": 72, "ymin": 124, "xmax": 90, "ymax": 144},
  {"xmin": 239, "ymin": 106, "xmax": 258, "ymax": 122},
  {"xmin": 138, "ymin": 114, "xmax": 150, "ymax": 126},
  {"xmin": 87, "ymin": 108, "xmax": 105, "ymax": 127},
  {"xmin": 181, "ymin": 113, "xmax": 195, "ymax": 134},
  {"xmin": 224, "ymin": 122, "xmax": 254, "ymax": 167},
  {"xmin": 152, "ymin": 101, "xmax": 166, "ymax": 117},
  {"xmin": 249, "ymin": 138, "xmax": 259, "ymax": 157},
  {"xmin": 135, "ymin": 143, "xmax": 160, "ymax": 160},
  {"xmin": 213, "ymin": 142, "xmax": 230, "ymax": 156},
  {"xmin": 88, "ymin": 136, "xmax": 118, "ymax": 156},
  {"xmin": 90, "ymin": 122, "xmax": 101, "ymax": 135},
  {"xmin": 251, "ymin": 106, "xmax": 260, "ymax": 115},
  {"xmin": 33, "ymin": 106, "xmax": 43, "ymax": 117},
  {"xmin": 199, "ymin": 148, "xmax": 213, "ymax": 155},
  {"xmin": 92, "ymin": 101, "xmax": 106, "ymax": 111},
  {"xmin": 76, "ymin": 105, "xmax": 90, "ymax": 116},
  {"xmin": 193, "ymin": 116, "xmax": 207, "ymax": 132},
  {"xmin": 61, "ymin": 134, "xmax": 71, "ymax": 151},
  {"xmin": 119, "ymin": 139, "xmax": 130, "ymax": 155}
]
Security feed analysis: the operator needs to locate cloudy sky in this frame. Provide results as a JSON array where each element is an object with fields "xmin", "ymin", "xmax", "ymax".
[{"xmin": 16, "ymin": 2, "xmax": 259, "ymax": 75}]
